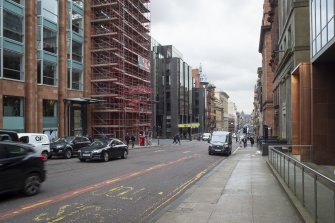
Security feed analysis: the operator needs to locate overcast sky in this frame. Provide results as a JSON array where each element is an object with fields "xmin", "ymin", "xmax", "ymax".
[{"xmin": 150, "ymin": 0, "xmax": 264, "ymax": 114}]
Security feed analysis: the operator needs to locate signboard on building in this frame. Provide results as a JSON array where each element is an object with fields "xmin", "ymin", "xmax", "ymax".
[
  {"xmin": 178, "ymin": 123, "xmax": 200, "ymax": 128},
  {"xmin": 138, "ymin": 55, "xmax": 150, "ymax": 72}
]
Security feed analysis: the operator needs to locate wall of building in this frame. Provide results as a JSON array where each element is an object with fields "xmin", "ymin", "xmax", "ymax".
[
  {"xmin": 312, "ymin": 62, "xmax": 335, "ymax": 164},
  {"xmin": 0, "ymin": 1, "xmax": 84, "ymax": 137}
]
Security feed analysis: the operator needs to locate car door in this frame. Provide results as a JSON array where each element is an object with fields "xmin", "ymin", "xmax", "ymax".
[
  {"xmin": 71, "ymin": 137, "xmax": 81, "ymax": 153},
  {"xmin": 114, "ymin": 139, "xmax": 126, "ymax": 157},
  {"xmin": 0, "ymin": 144, "xmax": 26, "ymax": 192},
  {"xmin": 108, "ymin": 140, "xmax": 120, "ymax": 158}
]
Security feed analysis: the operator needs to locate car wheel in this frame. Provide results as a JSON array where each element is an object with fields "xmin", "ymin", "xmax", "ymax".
[
  {"xmin": 79, "ymin": 158, "xmax": 86, "ymax": 162},
  {"xmin": 42, "ymin": 151, "xmax": 48, "ymax": 160},
  {"xmin": 102, "ymin": 152, "xmax": 109, "ymax": 162},
  {"xmin": 121, "ymin": 150, "xmax": 128, "ymax": 159},
  {"xmin": 23, "ymin": 173, "xmax": 41, "ymax": 196},
  {"xmin": 64, "ymin": 149, "xmax": 72, "ymax": 159}
]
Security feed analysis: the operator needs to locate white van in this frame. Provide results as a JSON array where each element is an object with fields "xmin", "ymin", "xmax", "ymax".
[{"xmin": 18, "ymin": 133, "xmax": 50, "ymax": 159}]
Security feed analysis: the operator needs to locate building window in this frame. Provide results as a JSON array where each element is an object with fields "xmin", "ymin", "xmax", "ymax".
[
  {"xmin": 43, "ymin": 100, "xmax": 57, "ymax": 117},
  {"xmin": 9, "ymin": 0, "xmax": 23, "ymax": 4},
  {"xmin": 43, "ymin": 27, "xmax": 57, "ymax": 53},
  {"xmin": 3, "ymin": 96, "xmax": 24, "ymax": 117},
  {"xmin": 72, "ymin": 69, "xmax": 83, "ymax": 90},
  {"xmin": 72, "ymin": 11, "xmax": 83, "ymax": 34},
  {"xmin": 41, "ymin": 0, "xmax": 58, "ymax": 23},
  {"xmin": 43, "ymin": 61, "xmax": 57, "ymax": 86},
  {"xmin": 3, "ymin": 11, "xmax": 23, "ymax": 42},
  {"xmin": 3, "ymin": 51, "xmax": 22, "ymax": 80},
  {"xmin": 72, "ymin": 40, "xmax": 82, "ymax": 62},
  {"xmin": 73, "ymin": 0, "xmax": 83, "ymax": 8}
]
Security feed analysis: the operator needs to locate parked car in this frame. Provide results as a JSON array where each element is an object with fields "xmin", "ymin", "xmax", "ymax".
[
  {"xmin": 202, "ymin": 133, "xmax": 211, "ymax": 141},
  {"xmin": 0, "ymin": 129, "xmax": 19, "ymax": 142},
  {"xmin": 18, "ymin": 133, "xmax": 50, "ymax": 160},
  {"xmin": 0, "ymin": 141, "xmax": 46, "ymax": 196},
  {"xmin": 78, "ymin": 138, "xmax": 128, "ymax": 162},
  {"xmin": 208, "ymin": 131, "xmax": 232, "ymax": 156},
  {"xmin": 50, "ymin": 136, "xmax": 91, "ymax": 159}
]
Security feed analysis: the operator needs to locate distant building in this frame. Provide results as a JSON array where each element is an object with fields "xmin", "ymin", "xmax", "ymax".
[
  {"xmin": 215, "ymin": 91, "xmax": 229, "ymax": 131},
  {"xmin": 192, "ymin": 68, "xmax": 206, "ymax": 134},
  {"xmin": 228, "ymin": 102, "xmax": 237, "ymax": 132},
  {"xmin": 258, "ymin": 0, "xmax": 274, "ymax": 139},
  {"xmin": 151, "ymin": 45, "xmax": 193, "ymax": 139}
]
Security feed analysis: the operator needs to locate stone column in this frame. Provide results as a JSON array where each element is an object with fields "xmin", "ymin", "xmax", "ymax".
[
  {"xmin": 58, "ymin": 0, "xmax": 67, "ymax": 136},
  {"xmin": 25, "ymin": 0, "xmax": 37, "ymax": 132}
]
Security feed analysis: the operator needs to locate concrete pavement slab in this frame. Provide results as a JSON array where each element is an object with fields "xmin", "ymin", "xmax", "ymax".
[{"xmin": 155, "ymin": 146, "xmax": 304, "ymax": 223}]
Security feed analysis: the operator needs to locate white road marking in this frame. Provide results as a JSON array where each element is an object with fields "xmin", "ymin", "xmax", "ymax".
[{"xmin": 183, "ymin": 151, "xmax": 191, "ymax": 154}]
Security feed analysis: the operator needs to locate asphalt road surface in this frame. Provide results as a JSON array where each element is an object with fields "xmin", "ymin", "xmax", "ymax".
[{"xmin": 0, "ymin": 139, "xmax": 240, "ymax": 223}]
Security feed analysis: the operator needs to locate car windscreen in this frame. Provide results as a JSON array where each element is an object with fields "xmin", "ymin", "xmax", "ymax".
[
  {"xmin": 91, "ymin": 140, "xmax": 109, "ymax": 147},
  {"xmin": 55, "ymin": 136, "xmax": 74, "ymax": 143},
  {"xmin": 211, "ymin": 134, "xmax": 227, "ymax": 143}
]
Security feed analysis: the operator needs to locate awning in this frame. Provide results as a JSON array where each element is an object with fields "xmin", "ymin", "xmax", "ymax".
[{"xmin": 63, "ymin": 98, "xmax": 105, "ymax": 104}]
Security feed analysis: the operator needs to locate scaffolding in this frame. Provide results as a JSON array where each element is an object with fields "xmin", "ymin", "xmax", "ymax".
[{"xmin": 91, "ymin": 0, "xmax": 152, "ymax": 140}]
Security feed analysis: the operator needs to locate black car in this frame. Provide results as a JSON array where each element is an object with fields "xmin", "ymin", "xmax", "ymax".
[
  {"xmin": 208, "ymin": 131, "xmax": 232, "ymax": 156},
  {"xmin": 50, "ymin": 136, "xmax": 91, "ymax": 159},
  {"xmin": 0, "ymin": 141, "xmax": 46, "ymax": 196},
  {"xmin": 78, "ymin": 138, "xmax": 128, "ymax": 162}
]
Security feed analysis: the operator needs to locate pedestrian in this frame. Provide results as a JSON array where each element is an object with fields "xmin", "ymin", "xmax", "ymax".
[
  {"xmin": 131, "ymin": 135, "xmax": 136, "ymax": 148},
  {"xmin": 243, "ymin": 137, "xmax": 247, "ymax": 148},
  {"xmin": 173, "ymin": 134, "xmax": 177, "ymax": 144},
  {"xmin": 125, "ymin": 133, "xmax": 130, "ymax": 146},
  {"xmin": 250, "ymin": 137, "xmax": 254, "ymax": 147},
  {"xmin": 176, "ymin": 133, "xmax": 181, "ymax": 145}
]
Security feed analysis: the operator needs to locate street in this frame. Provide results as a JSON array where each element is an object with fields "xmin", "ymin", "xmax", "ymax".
[{"xmin": 0, "ymin": 139, "xmax": 239, "ymax": 223}]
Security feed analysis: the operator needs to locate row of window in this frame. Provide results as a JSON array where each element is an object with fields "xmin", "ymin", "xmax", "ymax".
[
  {"xmin": 3, "ymin": 96, "xmax": 57, "ymax": 117},
  {"xmin": 2, "ymin": 49, "xmax": 82, "ymax": 89},
  {"xmin": 311, "ymin": 0, "xmax": 335, "ymax": 56}
]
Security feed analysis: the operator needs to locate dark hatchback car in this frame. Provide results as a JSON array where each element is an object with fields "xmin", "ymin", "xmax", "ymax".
[
  {"xmin": 78, "ymin": 138, "xmax": 128, "ymax": 162},
  {"xmin": 0, "ymin": 141, "xmax": 46, "ymax": 196},
  {"xmin": 208, "ymin": 131, "xmax": 232, "ymax": 156},
  {"xmin": 50, "ymin": 136, "xmax": 91, "ymax": 159}
]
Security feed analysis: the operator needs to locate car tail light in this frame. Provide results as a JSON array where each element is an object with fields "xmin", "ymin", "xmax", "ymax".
[{"xmin": 38, "ymin": 156, "xmax": 46, "ymax": 161}]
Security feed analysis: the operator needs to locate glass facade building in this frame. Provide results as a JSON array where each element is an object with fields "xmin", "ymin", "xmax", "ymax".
[
  {"xmin": 311, "ymin": 0, "xmax": 335, "ymax": 58},
  {"xmin": 0, "ymin": 0, "xmax": 85, "ymax": 138},
  {"xmin": 152, "ymin": 45, "xmax": 193, "ymax": 138}
]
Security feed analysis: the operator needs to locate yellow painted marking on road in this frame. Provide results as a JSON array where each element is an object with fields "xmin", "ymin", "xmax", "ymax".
[
  {"xmin": 22, "ymin": 200, "xmax": 53, "ymax": 210},
  {"xmin": 158, "ymin": 192, "xmax": 163, "ymax": 195},
  {"xmin": 140, "ymin": 159, "xmax": 223, "ymax": 221},
  {"xmin": 33, "ymin": 203, "xmax": 108, "ymax": 223},
  {"xmin": 0, "ymin": 154, "xmax": 201, "ymax": 222}
]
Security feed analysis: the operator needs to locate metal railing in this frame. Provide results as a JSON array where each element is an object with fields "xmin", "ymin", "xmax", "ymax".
[{"xmin": 269, "ymin": 146, "xmax": 335, "ymax": 223}]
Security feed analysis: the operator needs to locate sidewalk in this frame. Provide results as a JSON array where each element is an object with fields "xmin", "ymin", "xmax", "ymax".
[{"xmin": 155, "ymin": 146, "xmax": 304, "ymax": 223}]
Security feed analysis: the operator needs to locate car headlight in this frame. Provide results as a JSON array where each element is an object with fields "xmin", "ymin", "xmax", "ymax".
[
  {"xmin": 57, "ymin": 145, "xmax": 63, "ymax": 148},
  {"xmin": 92, "ymin": 149, "xmax": 103, "ymax": 153},
  {"xmin": 224, "ymin": 143, "xmax": 228, "ymax": 147}
]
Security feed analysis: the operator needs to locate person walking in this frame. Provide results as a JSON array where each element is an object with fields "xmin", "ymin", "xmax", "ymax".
[
  {"xmin": 250, "ymin": 137, "xmax": 254, "ymax": 147},
  {"xmin": 131, "ymin": 135, "xmax": 136, "ymax": 148},
  {"xmin": 125, "ymin": 133, "xmax": 130, "ymax": 146},
  {"xmin": 172, "ymin": 135, "xmax": 177, "ymax": 144},
  {"xmin": 176, "ymin": 133, "xmax": 181, "ymax": 145},
  {"xmin": 243, "ymin": 137, "xmax": 247, "ymax": 148}
]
